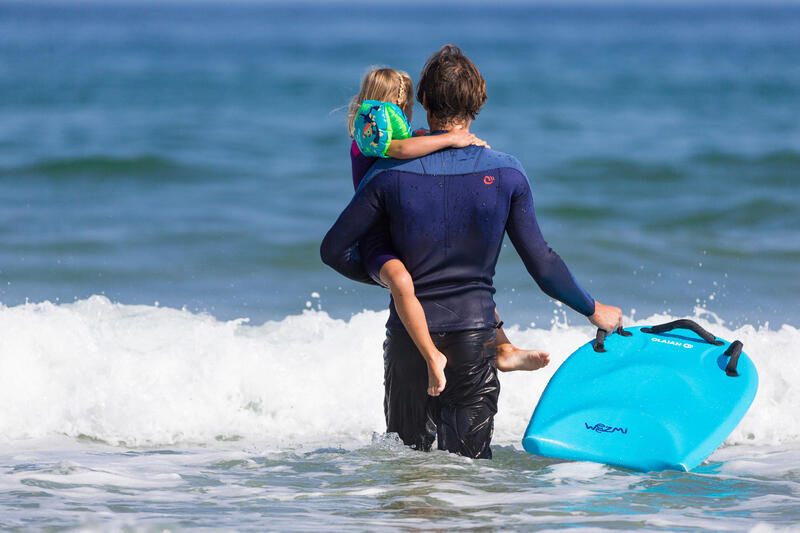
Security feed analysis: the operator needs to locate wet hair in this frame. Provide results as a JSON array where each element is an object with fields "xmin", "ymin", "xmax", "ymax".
[
  {"xmin": 416, "ymin": 44, "xmax": 486, "ymax": 124},
  {"xmin": 347, "ymin": 68, "xmax": 414, "ymax": 138}
]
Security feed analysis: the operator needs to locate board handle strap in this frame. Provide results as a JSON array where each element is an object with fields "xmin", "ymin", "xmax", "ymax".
[
  {"xmin": 640, "ymin": 319, "xmax": 724, "ymax": 346},
  {"xmin": 593, "ymin": 327, "xmax": 632, "ymax": 353},
  {"xmin": 724, "ymin": 340, "xmax": 743, "ymax": 377}
]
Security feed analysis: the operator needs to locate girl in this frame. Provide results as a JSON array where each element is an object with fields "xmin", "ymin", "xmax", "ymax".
[{"xmin": 346, "ymin": 68, "xmax": 549, "ymax": 397}]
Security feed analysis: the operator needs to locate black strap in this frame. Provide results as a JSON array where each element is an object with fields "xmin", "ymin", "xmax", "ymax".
[
  {"xmin": 593, "ymin": 319, "xmax": 744, "ymax": 378},
  {"xmin": 640, "ymin": 319, "xmax": 724, "ymax": 346},
  {"xmin": 593, "ymin": 327, "xmax": 631, "ymax": 353},
  {"xmin": 724, "ymin": 340, "xmax": 743, "ymax": 377}
]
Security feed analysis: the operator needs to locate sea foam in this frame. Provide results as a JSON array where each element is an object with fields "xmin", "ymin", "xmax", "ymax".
[{"xmin": 0, "ymin": 296, "xmax": 797, "ymax": 448}]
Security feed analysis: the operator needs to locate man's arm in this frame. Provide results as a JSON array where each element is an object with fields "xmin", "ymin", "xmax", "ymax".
[
  {"xmin": 504, "ymin": 172, "xmax": 623, "ymax": 330},
  {"xmin": 320, "ymin": 176, "xmax": 387, "ymax": 285},
  {"xmin": 504, "ymin": 171, "xmax": 596, "ymax": 317},
  {"xmin": 385, "ymin": 127, "xmax": 489, "ymax": 159}
]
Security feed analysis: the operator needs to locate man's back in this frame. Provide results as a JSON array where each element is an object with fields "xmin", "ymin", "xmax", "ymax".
[
  {"xmin": 361, "ymin": 146, "xmax": 523, "ymax": 331},
  {"xmin": 324, "ymin": 145, "xmax": 594, "ymax": 333}
]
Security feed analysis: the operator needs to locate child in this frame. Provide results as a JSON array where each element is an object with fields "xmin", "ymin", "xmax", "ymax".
[{"xmin": 346, "ymin": 68, "xmax": 549, "ymax": 397}]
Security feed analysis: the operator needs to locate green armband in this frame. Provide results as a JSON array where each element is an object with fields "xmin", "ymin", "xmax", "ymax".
[{"xmin": 354, "ymin": 100, "xmax": 412, "ymax": 158}]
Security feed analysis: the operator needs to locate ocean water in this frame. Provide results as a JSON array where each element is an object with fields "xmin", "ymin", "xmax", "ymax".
[{"xmin": 0, "ymin": 1, "xmax": 799, "ymax": 531}]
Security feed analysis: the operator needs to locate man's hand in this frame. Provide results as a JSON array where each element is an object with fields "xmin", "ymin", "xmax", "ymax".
[{"xmin": 589, "ymin": 301, "xmax": 623, "ymax": 332}]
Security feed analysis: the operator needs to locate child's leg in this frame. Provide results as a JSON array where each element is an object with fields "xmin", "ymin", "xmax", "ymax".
[
  {"xmin": 379, "ymin": 259, "xmax": 447, "ymax": 396},
  {"xmin": 494, "ymin": 309, "xmax": 551, "ymax": 372}
]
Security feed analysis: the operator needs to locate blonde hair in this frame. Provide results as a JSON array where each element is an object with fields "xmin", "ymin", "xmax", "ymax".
[{"xmin": 347, "ymin": 67, "xmax": 414, "ymax": 138}]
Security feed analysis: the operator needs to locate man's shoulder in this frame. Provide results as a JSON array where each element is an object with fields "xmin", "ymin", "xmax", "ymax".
[
  {"xmin": 358, "ymin": 146, "xmax": 528, "ymax": 191},
  {"xmin": 360, "ymin": 157, "xmax": 424, "ymax": 187},
  {"xmin": 471, "ymin": 147, "xmax": 526, "ymax": 176},
  {"xmin": 450, "ymin": 147, "xmax": 529, "ymax": 185}
]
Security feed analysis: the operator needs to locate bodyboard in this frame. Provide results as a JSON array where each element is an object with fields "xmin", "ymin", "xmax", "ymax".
[{"xmin": 521, "ymin": 320, "xmax": 758, "ymax": 472}]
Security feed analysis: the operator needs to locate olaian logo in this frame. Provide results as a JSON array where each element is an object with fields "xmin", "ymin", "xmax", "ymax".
[{"xmin": 651, "ymin": 337, "xmax": 694, "ymax": 349}]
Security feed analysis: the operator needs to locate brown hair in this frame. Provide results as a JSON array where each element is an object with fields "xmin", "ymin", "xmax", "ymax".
[
  {"xmin": 346, "ymin": 68, "xmax": 414, "ymax": 138},
  {"xmin": 416, "ymin": 44, "xmax": 486, "ymax": 124}
]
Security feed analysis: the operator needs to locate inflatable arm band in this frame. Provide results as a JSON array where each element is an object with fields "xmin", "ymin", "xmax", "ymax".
[{"xmin": 354, "ymin": 100, "xmax": 412, "ymax": 158}]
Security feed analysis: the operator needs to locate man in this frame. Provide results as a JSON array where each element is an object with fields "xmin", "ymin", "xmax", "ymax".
[{"xmin": 321, "ymin": 45, "xmax": 622, "ymax": 459}]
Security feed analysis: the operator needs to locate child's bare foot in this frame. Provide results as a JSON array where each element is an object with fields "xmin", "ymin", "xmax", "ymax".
[
  {"xmin": 496, "ymin": 343, "xmax": 550, "ymax": 372},
  {"xmin": 426, "ymin": 351, "xmax": 448, "ymax": 396}
]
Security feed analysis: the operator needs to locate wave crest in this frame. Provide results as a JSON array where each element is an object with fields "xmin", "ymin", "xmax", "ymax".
[{"xmin": 0, "ymin": 296, "xmax": 796, "ymax": 449}]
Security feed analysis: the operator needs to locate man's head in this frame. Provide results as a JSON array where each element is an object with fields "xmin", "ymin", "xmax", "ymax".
[{"xmin": 417, "ymin": 45, "xmax": 486, "ymax": 127}]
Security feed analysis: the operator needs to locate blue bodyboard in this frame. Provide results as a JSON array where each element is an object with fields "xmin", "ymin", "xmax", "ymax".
[{"xmin": 522, "ymin": 320, "xmax": 758, "ymax": 472}]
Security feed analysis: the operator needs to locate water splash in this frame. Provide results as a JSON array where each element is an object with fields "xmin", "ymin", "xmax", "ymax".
[{"xmin": 0, "ymin": 296, "xmax": 796, "ymax": 448}]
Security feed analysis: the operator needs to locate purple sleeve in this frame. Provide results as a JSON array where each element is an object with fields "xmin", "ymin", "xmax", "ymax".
[
  {"xmin": 351, "ymin": 140, "xmax": 377, "ymax": 191},
  {"xmin": 505, "ymin": 172, "xmax": 596, "ymax": 316}
]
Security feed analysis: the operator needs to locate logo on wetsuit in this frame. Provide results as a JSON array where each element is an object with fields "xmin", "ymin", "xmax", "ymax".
[
  {"xmin": 585, "ymin": 422, "xmax": 628, "ymax": 435},
  {"xmin": 483, "ymin": 175, "xmax": 495, "ymax": 185}
]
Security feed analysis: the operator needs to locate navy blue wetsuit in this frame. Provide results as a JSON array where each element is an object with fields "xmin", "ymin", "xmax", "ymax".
[
  {"xmin": 325, "ymin": 144, "xmax": 595, "ymax": 328},
  {"xmin": 322, "ymin": 143, "xmax": 595, "ymax": 458}
]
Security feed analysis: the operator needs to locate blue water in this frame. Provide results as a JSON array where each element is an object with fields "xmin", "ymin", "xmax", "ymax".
[
  {"xmin": 2, "ymin": 1, "xmax": 799, "ymax": 327},
  {"xmin": 1, "ymin": 2, "xmax": 799, "ymax": 531}
]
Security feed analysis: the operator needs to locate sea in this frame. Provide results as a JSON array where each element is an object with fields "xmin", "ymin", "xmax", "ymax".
[{"xmin": 0, "ymin": 1, "xmax": 799, "ymax": 531}]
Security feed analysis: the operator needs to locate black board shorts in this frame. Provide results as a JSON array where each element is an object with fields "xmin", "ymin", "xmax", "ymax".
[{"xmin": 382, "ymin": 327, "xmax": 500, "ymax": 459}]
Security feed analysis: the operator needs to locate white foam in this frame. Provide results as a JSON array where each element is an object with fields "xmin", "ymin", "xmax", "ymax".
[{"xmin": 0, "ymin": 296, "xmax": 797, "ymax": 449}]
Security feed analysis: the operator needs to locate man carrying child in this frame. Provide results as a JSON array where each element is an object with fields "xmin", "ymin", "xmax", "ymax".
[{"xmin": 321, "ymin": 45, "xmax": 622, "ymax": 459}]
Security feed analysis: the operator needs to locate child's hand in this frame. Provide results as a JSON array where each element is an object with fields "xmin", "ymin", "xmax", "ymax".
[{"xmin": 447, "ymin": 126, "xmax": 491, "ymax": 149}]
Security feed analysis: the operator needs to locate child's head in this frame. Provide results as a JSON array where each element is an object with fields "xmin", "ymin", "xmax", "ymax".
[{"xmin": 347, "ymin": 68, "xmax": 414, "ymax": 138}]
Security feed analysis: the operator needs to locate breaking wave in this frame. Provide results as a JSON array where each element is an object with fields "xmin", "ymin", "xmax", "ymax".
[{"xmin": 0, "ymin": 296, "xmax": 796, "ymax": 448}]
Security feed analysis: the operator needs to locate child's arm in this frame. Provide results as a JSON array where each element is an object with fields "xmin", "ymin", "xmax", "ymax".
[{"xmin": 386, "ymin": 127, "xmax": 490, "ymax": 159}]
